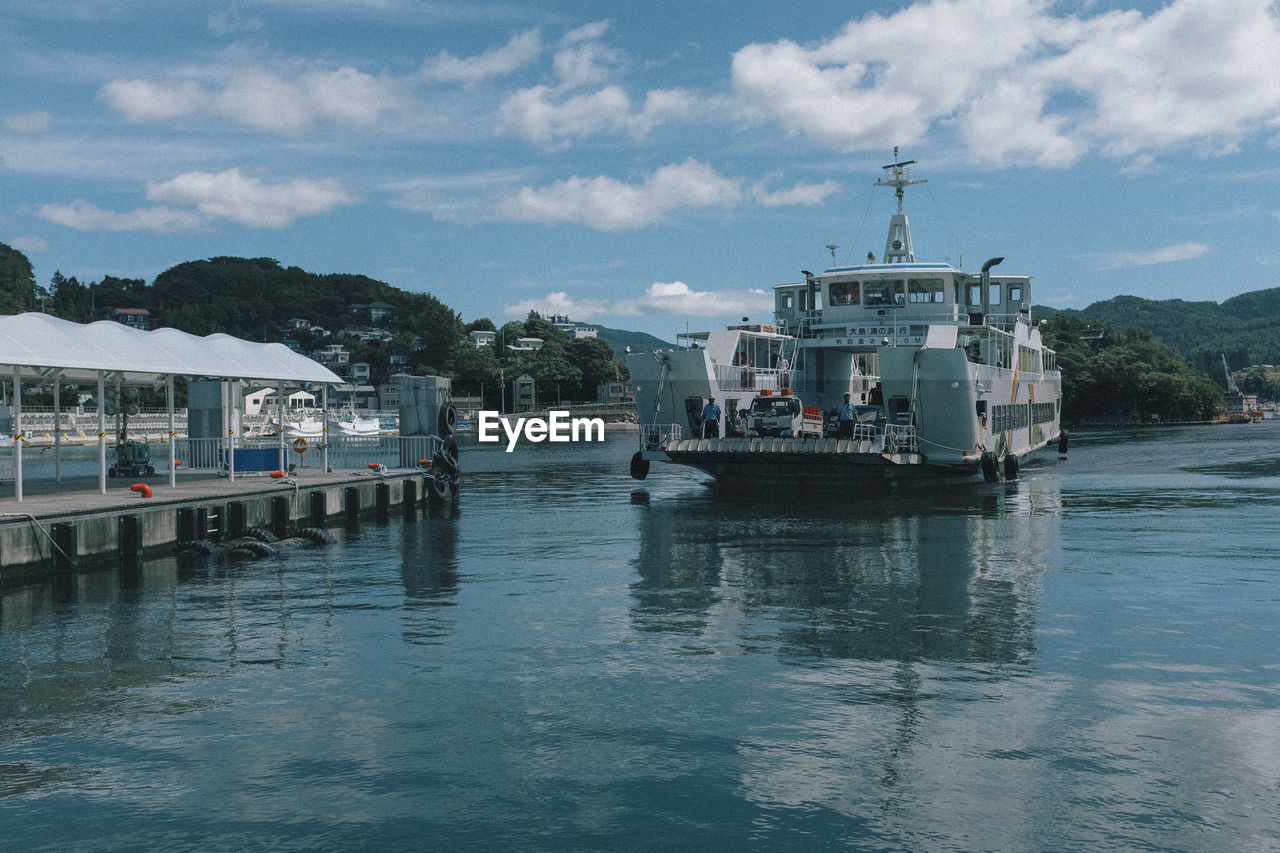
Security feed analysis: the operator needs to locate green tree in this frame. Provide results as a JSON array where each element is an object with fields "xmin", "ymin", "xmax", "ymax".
[
  {"xmin": 568, "ymin": 336, "xmax": 619, "ymax": 400},
  {"xmin": 49, "ymin": 271, "xmax": 93, "ymax": 321},
  {"xmin": 1042, "ymin": 316, "xmax": 1222, "ymax": 424},
  {"xmin": 448, "ymin": 338, "xmax": 502, "ymax": 407},
  {"xmin": 0, "ymin": 242, "xmax": 42, "ymax": 314}
]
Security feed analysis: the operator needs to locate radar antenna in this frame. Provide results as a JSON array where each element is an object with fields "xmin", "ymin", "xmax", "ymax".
[{"xmin": 875, "ymin": 146, "xmax": 926, "ymax": 263}]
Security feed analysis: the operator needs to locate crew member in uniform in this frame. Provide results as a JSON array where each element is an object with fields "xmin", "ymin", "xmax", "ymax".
[
  {"xmin": 838, "ymin": 392, "xmax": 857, "ymax": 439},
  {"xmin": 701, "ymin": 396, "xmax": 722, "ymax": 438}
]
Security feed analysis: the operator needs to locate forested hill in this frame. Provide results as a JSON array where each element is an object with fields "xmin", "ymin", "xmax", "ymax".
[
  {"xmin": 591, "ymin": 325, "xmax": 675, "ymax": 359},
  {"xmin": 1055, "ymin": 287, "xmax": 1280, "ymax": 374},
  {"xmin": 151, "ymin": 257, "xmax": 460, "ymax": 345}
]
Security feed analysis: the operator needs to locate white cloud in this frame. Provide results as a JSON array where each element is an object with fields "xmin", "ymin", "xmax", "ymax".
[
  {"xmin": 504, "ymin": 291, "xmax": 608, "ymax": 321},
  {"xmin": 505, "ymin": 282, "xmax": 774, "ymax": 321},
  {"xmin": 4, "ymin": 110, "xmax": 52, "ymax": 134},
  {"xmin": 498, "ymin": 84, "xmax": 695, "ymax": 146},
  {"xmin": 97, "ymin": 79, "xmax": 209, "ymax": 123},
  {"xmin": 208, "ymin": 6, "xmax": 263, "ymax": 36},
  {"xmin": 422, "ymin": 29, "xmax": 543, "ymax": 85},
  {"xmin": 496, "ymin": 159, "xmax": 741, "ymax": 231},
  {"xmin": 563, "ymin": 20, "xmax": 611, "ymax": 45},
  {"xmin": 752, "ymin": 179, "xmax": 842, "ymax": 207},
  {"xmin": 213, "ymin": 66, "xmax": 401, "ymax": 135},
  {"xmin": 8, "ymin": 236, "xmax": 50, "ymax": 253},
  {"xmin": 145, "ymin": 168, "xmax": 355, "ymax": 228},
  {"xmin": 552, "ymin": 38, "xmax": 622, "ymax": 91},
  {"xmin": 731, "ymin": 0, "xmax": 1280, "ymax": 167},
  {"xmin": 1097, "ymin": 242, "xmax": 1210, "ymax": 269},
  {"xmin": 98, "ymin": 64, "xmax": 402, "ymax": 135},
  {"xmin": 613, "ymin": 281, "xmax": 774, "ymax": 317},
  {"xmin": 37, "ymin": 199, "xmax": 206, "ymax": 233}
]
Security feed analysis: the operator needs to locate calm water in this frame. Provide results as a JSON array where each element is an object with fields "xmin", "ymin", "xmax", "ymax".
[{"xmin": 3, "ymin": 424, "xmax": 1280, "ymax": 851}]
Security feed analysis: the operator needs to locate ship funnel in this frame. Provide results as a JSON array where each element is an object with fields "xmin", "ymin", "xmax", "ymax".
[{"xmin": 980, "ymin": 257, "xmax": 1003, "ymax": 321}]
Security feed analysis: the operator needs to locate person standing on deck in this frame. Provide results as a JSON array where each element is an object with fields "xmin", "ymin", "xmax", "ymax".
[
  {"xmin": 838, "ymin": 393, "xmax": 857, "ymax": 439},
  {"xmin": 701, "ymin": 397, "xmax": 722, "ymax": 438}
]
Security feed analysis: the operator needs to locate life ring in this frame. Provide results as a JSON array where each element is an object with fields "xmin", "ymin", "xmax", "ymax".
[
  {"xmin": 292, "ymin": 437, "xmax": 308, "ymax": 453},
  {"xmin": 438, "ymin": 403, "xmax": 457, "ymax": 436}
]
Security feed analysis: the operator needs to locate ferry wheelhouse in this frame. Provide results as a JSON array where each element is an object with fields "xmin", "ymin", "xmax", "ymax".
[{"xmin": 627, "ymin": 153, "xmax": 1063, "ymax": 486}]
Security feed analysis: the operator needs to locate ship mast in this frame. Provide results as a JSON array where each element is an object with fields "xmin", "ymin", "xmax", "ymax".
[{"xmin": 875, "ymin": 147, "xmax": 926, "ymax": 264}]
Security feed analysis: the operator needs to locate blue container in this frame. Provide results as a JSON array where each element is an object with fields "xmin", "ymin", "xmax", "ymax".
[{"xmin": 223, "ymin": 447, "xmax": 281, "ymax": 472}]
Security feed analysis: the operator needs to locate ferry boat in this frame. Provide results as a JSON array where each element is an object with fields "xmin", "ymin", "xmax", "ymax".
[{"xmin": 626, "ymin": 153, "xmax": 1063, "ymax": 486}]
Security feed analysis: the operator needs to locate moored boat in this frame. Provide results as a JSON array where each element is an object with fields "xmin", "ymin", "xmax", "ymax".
[
  {"xmin": 627, "ymin": 152, "xmax": 1063, "ymax": 486},
  {"xmin": 268, "ymin": 416, "xmax": 325, "ymax": 439},
  {"xmin": 331, "ymin": 413, "xmax": 381, "ymax": 436}
]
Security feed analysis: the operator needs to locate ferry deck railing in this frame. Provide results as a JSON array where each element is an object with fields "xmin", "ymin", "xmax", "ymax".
[
  {"xmin": 712, "ymin": 364, "xmax": 790, "ymax": 393},
  {"xmin": 641, "ymin": 423, "xmax": 683, "ymax": 451},
  {"xmin": 642, "ymin": 421, "xmax": 923, "ymax": 457}
]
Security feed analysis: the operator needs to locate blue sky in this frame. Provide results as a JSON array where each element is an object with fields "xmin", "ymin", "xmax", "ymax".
[{"xmin": 3, "ymin": 0, "xmax": 1280, "ymax": 340}]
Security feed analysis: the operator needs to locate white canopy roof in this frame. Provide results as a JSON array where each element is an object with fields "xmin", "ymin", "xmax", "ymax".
[{"xmin": 0, "ymin": 313, "xmax": 342, "ymax": 384}]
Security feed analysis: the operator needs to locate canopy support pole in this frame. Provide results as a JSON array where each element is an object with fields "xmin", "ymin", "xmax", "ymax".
[
  {"xmin": 322, "ymin": 385, "xmax": 330, "ymax": 474},
  {"xmin": 168, "ymin": 376, "xmax": 177, "ymax": 489},
  {"xmin": 13, "ymin": 367, "xmax": 23, "ymax": 503},
  {"xmin": 224, "ymin": 380, "xmax": 235, "ymax": 482},
  {"xmin": 54, "ymin": 375, "xmax": 62, "ymax": 482},
  {"xmin": 98, "ymin": 373, "xmax": 107, "ymax": 495},
  {"xmin": 278, "ymin": 384, "xmax": 287, "ymax": 472}
]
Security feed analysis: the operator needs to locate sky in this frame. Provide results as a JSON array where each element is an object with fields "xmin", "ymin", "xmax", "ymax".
[{"xmin": 3, "ymin": 0, "xmax": 1280, "ymax": 341}]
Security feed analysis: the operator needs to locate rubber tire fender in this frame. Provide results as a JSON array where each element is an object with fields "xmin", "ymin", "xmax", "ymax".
[
  {"xmin": 980, "ymin": 451, "xmax": 1000, "ymax": 483},
  {"xmin": 630, "ymin": 451, "xmax": 650, "ymax": 481},
  {"xmin": 1003, "ymin": 453, "xmax": 1020, "ymax": 481},
  {"xmin": 427, "ymin": 471, "xmax": 453, "ymax": 503},
  {"xmin": 438, "ymin": 403, "xmax": 457, "ymax": 437}
]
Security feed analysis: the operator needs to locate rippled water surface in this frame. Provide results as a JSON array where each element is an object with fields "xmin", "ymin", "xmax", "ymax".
[{"xmin": 4, "ymin": 424, "xmax": 1280, "ymax": 851}]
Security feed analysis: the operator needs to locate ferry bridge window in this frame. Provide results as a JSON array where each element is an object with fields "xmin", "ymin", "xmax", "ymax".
[
  {"xmin": 864, "ymin": 279, "xmax": 903, "ymax": 306},
  {"xmin": 966, "ymin": 283, "xmax": 1003, "ymax": 307},
  {"xmin": 828, "ymin": 280, "xmax": 860, "ymax": 305},
  {"xmin": 1008, "ymin": 284, "xmax": 1023, "ymax": 304},
  {"xmin": 907, "ymin": 278, "xmax": 945, "ymax": 303},
  {"xmin": 780, "ymin": 293, "xmax": 793, "ymax": 310}
]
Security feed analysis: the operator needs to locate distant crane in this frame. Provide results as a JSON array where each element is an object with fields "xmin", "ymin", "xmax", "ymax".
[{"xmin": 1222, "ymin": 354, "xmax": 1241, "ymax": 394}]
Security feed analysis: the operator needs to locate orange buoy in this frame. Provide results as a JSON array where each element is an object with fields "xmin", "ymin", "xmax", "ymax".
[{"xmin": 130, "ymin": 483, "xmax": 153, "ymax": 498}]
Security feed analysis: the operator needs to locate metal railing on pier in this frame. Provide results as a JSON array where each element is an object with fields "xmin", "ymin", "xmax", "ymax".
[{"xmin": 174, "ymin": 435, "xmax": 445, "ymax": 476}]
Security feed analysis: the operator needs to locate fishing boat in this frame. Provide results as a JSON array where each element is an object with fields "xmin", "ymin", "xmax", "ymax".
[
  {"xmin": 268, "ymin": 416, "xmax": 325, "ymax": 439},
  {"xmin": 331, "ymin": 412, "xmax": 381, "ymax": 437},
  {"xmin": 627, "ymin": 152, "xmax": 1063, "ymax": 486}
]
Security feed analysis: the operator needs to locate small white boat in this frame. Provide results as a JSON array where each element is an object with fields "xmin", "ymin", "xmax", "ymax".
[
  {"xmin": 331, "ymin": 413, "xmax": 380, "ymax": 436},
  {"xmin": 269, "ymin": 416, "xmax": 325, "ymax": 439}
]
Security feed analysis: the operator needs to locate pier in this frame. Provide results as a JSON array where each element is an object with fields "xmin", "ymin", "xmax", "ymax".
[{"xmin": 0, "ymin": 465, "xmax": 452, "ymax": 589}]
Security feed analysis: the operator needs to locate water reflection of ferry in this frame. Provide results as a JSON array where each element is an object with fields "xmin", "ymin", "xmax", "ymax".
[
  {"xmin": 627, "ymin": 153, "xmax": 1063, "ymax": 487},
  {"xmin": 630, "ymin": 489, "xmax": 1051, "ymax": 666}
]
